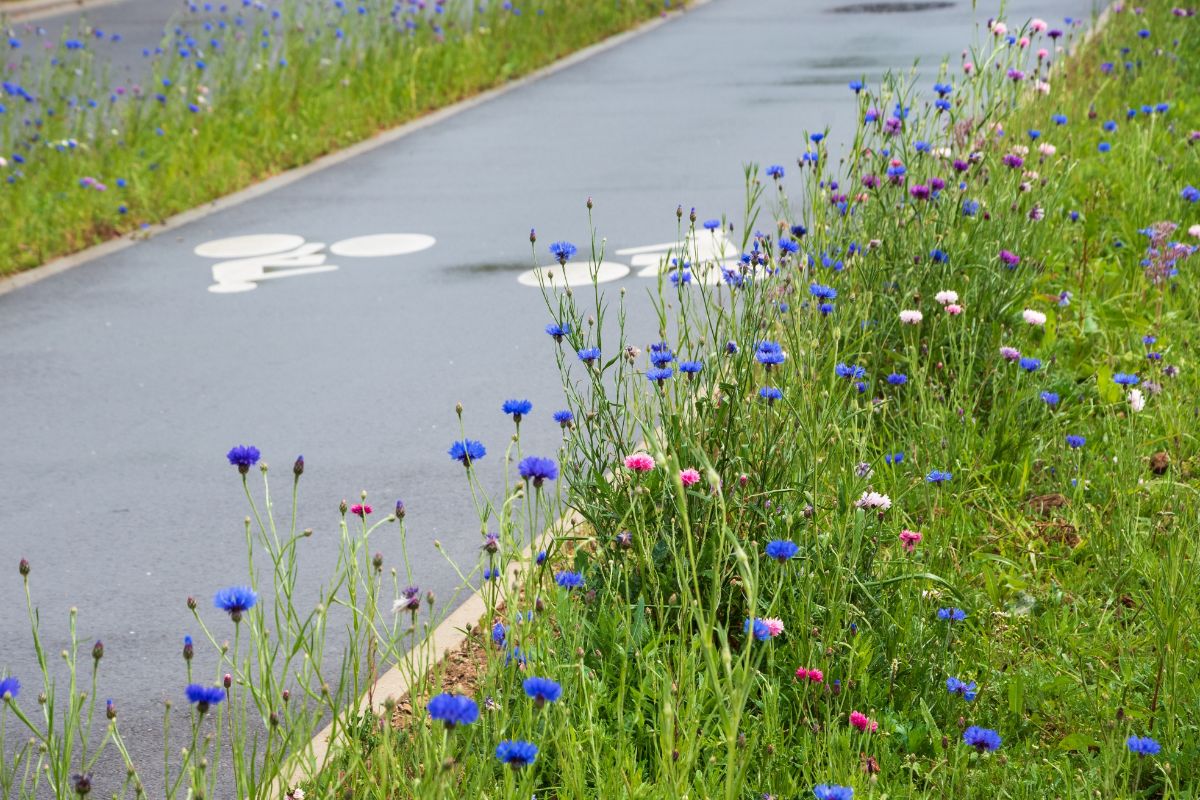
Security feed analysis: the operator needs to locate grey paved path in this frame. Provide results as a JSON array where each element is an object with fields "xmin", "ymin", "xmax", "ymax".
[{"xmin": 0, "ymin": 0, "xmax": 1098, "ymax": 794}]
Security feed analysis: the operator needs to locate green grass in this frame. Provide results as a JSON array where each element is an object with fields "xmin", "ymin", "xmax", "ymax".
[{"xmin": 0, "ymin": 0, "xmax": 674, "ymax": 274}]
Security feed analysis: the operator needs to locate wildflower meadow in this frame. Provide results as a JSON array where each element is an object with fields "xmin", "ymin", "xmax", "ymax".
[
  {"xmin": 4, "ymin": 1, "xmax": 1200, "ymax": 799},
  {"xmin": 0, "ymin": 0, "xmax": 670, "ymax": 273}
]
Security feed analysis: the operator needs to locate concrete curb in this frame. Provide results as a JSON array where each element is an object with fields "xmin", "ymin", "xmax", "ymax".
[
  {"xmin": 0, "ymin": 0, "xmax": 709, "ymax": 300},
  {"xmin": 1, "ymin": 0, "xmax": 121, "ymax": 23}
]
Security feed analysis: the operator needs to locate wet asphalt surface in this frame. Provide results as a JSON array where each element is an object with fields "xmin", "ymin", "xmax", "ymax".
[{"xmin": 0, "ymin": 0, "xmax": 1099, "ymax": 794}]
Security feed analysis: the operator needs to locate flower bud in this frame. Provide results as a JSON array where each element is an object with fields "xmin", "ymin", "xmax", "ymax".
[
  {"xmin": 394, "ymin": 499, "xmax": 406, "ymax": 520},
  {"xmin": 293, "ymin": 455, "xmax": 304, "ymax": 477},
  {"xmin": 187, "ymin": 596, "xmax": 197, "ymax": 610},
  {"xmin": 372, "ymin": 552, "xmax": 383, "ymax": 571},
  {"xmin": 18, "ymin": 558, "xmax": 30, "ymax": 577},
  {"xmin": 223, "ymin": 674, "xmax": 232, "ymax": 689},
  {"xmin": 92, "ymin": 641, "xmax": 104, "ymax": 663},
  {"xmin": 339, "ymin": 499, "xmax": 348, "ymax": 515},
  {"xmin": 106, "ymin": 699, "xmax": 116, "ymax": 720}
]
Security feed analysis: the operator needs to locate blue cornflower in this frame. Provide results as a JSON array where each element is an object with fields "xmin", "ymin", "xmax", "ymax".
[
  {"xmin": 702, "ymin": 219, "xmax": 721, "ymax": 231},
  {"xmin": 545, "ymin": 322, "xmax": 570, "ymax": 340},
  {"xmin": 679, "ymin": 360, "xmax": 703, "ymax": 376},
  {"xmin": 502, "ymin": 399, "xmax": 532, "ymax": 420},
  {"xmin": 535, "ymin": 551, "xmax": 547, "ymax": 565},
  {"xmin": 819, "ymin": 303, "xmax": 835, "ymax": 316},
  {"xmin": 491, "ymin": 621, "xmax": 507, "ymax": 647},
  {"xmin": 0, "ymin": 676, "xmax": 19, "ymax": 700},
  {"xmin": 1126, "ymin": 735, "xmax": 1161, "ymax": 756},
  {"xmin": 755, "ymin": 342, "xmax": 785, "ymax": 367},
  {"xmin": 930, "ymin": 248, "xmax": 948, "ymax": 263},
  {"xmin": 811, "ymin": 132, "xmax": 825, "ymax": 143},
  {"xmin": 779, "ymin": 239, "xmax": 799, "ymax": 255},
  {"xmin": 522, "ymin": 677, "xmax": 562, "ymax": 706},
  {"xmin": 759, "ymin": 386, "xmax": 783, "ymax": 403},
  {"xmin": 849, "ymin": 79, "xmax": 864, "ymax": 93},
  {"xmin": 226, "ymin": 445, "xmax": 260, "ymax": 474},
  {"xmin": 185, "ymin": 684, "xmax": 225, "ymax": 712},
  {"xmin": 926, "ymin": 470, "xmax": 952, "ymax": 484},
  {"xmin": 764, "ymin": 539, "xmax": 799, "ymax": 562},
  {"xmin": 813, "ymin": 785, "xmax": 854, "ymax": 800},
  {"xmin": 1065, "ymin": 435, "xmax": 1086, "ymax": 449},
  {"xmin": 649, "ymin": 342, "xmax": 675, "ymax": 366},
  {"xmin": 1102, "ymin": 120, "xmax": 1117, "ymax": 132},
  {"xmin": 213, "ymin": 586, "xmax": 257, "ymax": 621},
  {"xmin": 553, "ymin": 410, "xmax": 574, "ymax": 427},
  {"xmin": 835, "ymin": 363, "xmax": 866, "ymax": 380},
  {"xmin": 1028, "ymin": 129, "xmax": 1041, "ymax": 140},
  {"xmin": 577, "ymin": 347, "xmax": 601, "ymax": 364},
  {"xmin": 766, "ymin": 164, "xmax": 785, "ymax": 179},
  {"xmin": 518, "ymin": 456, "xmax": 558, "ymax": 486},
  {"xmin": 887, "ymin": 373, "xmax": 907, "ymax": 386},
  {"xmin": 670, "ymin": 270, "xmax": 692, "ymax": 287},
  {"xmin": 495, "ymin": 739, "xmax": 538, "ymax": 767},
  {"xmin": 449, "ymin": 439, "xmax": 486, "ymax": 466},
  {"xmin": 427, "ymin": 693, "xmax": 479, "ymax": 727},
  {"xmin": 1052, "ymin": 113, "xmax": 1068, "ymax": 125},
  {"xmin": 1113, "ymin": 373, "xmax": 1140, "ymax": 386},
  {"xmin": 548, "ymin": 241, "xmax": 577, "ymax": 264},
  {"xmin": 1040, "ymin": 391, "xmax": 1060, "ymax": 406},
  {"xmin": 962, "ymin": 199, "xmax": 980, "ymax": 216},
  {"xmin": 482, "ymin": 566, "xmax": 501, "ymax": 581},
  {"xmin": 1018, "ymin": 357, "xmax": 1042, "ymax": 372},
  {"xmin": 937, "ymin": 607, "xmax": 967, "ymax": 622},
  {"xmin": 885, "ymin": 452, "xmax": 904, "ymax": 465},
  {"xmin": 1142, "ymin": 334, "xmax": 1157, "ymax": 346},
  {"xmin": 1181, "ymin": 185, "xmax": 1200, "ymax": 203},
  {"xmin": 744, "ymin": 618, "xmax": 771, "ymax": 641},
  {"xmin": 555, "ymin": 571, "xmax": 584, "ymax": 590},
  {"xmin": 810, "ymin": 283, "xmax": 837, "ymax": 300},
  {"xmin": 933, "ymin": 81, "xmax": 952, "ymax": 96},
  {"xmin": 946, "ymin": 677, "xmax": 978, "ymax": 701},
  {"xmin": 963, "ymin": 726, "xmax": 1002, "ymax": 751},
  {"xmin": 1098, "ymin": 142, "xmax": 1112, "ymax": 153},
  {"xmin": 647, "ymin": 366, "xmax": 674, "ymax": 384}
]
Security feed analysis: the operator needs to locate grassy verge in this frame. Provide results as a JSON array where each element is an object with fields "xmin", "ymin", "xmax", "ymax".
[
  {"xmin": 0, "ymin": 0, "xmax": 675, "ymax": 274},
  {"xmin": 3, "ymin": 2, "xmax": 1199, "ymax": 800}
]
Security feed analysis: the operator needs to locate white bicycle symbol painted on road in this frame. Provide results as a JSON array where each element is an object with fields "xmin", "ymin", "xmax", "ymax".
[
  {"xmin": 516, "ymin": 230, "xmax": 740, "ymax": 289},
  {"xmin": 196, "ymin": 233, "xmax": 436, "ymax": 293}
]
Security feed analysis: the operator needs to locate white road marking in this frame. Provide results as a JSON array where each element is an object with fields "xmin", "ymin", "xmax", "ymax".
[
  {"xmin": 194, "ymin": 234, "xmax": 306, "ymax": 259},
  {"xmin": 517, "ymin": 261, "xmax": 630, "ymax": 288},
  {"xmin": 329, "ymin": 233, "xmax": 436, "ymax": 257}
]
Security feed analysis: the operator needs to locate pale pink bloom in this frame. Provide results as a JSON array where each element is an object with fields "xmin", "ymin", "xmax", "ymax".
[
  {"xmin": 1000, "ymin": 346, "xmax": 1022, "ymax": 361},
  {"xmin": 899, "ymin": 309, "xmax": 923, "ymax": 324},
  {"xmin": 1037, "ymin": 47, "xmax": 1050, "ymax": 60},
  {"xmin": 1035, "ymin": 80, "xmax": 1051, "ymax": 95},
  {"xmin": 963, "ymin": 61, "xmax": 975, "ymax": 74},
  {"xmin": 899, "ymin": 529, "xmax": 923, "ymax": 553},
  {"xmin": 1022, "ymin": 308, "xmax": 1047, "ymax": 326},
  {"xmin": 935, "ymin": 290, "xmax": 959, "ymax": 305},
  {"xmin": 1189, "ymin": 224, "xmax": 1200, "ymax": 238},
  {"xmin": 1031, "ymin": 18, "xmax": 1048, "ymax": 32},
  {"xmin": 679, "ymin": 468, "xmax": 701, "ymax": 487},
  {"xmin": 1128, "ymin": 388, "xmax": 1146, "ymax": 413},
  {"xmin": 624, "ymin": 453, "xmax": 656, "ymax": 473},
  {"xmin": 856, "ymin": 491, "xmax": 892, "ymax": 511},
  {"xmin": 849, "ymin": 711, "xmax": 878, "ymax": 732},
  {"xmin": 992, "ymin": 21, "xmax": 1008, "ymax": 36},
  {"xmin": 945, "ymin": 303, "xmax": 964, "ymax": 316},
  {"xmin": 762, "ymin": 618, "xmax": 785, "ymax": 638},
  {"xmin": 1039, "ymin": 142, "xmax": 1056, "ymax": 155},
  {"xmin": 1018, "ymin": 36, "xmax": 1030, "ymax": 48}
]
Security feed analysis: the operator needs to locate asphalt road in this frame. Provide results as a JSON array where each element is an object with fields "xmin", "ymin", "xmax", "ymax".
[{"xmin": 0, "ymin": 0, "xmax": 1099, "ymax": 795}]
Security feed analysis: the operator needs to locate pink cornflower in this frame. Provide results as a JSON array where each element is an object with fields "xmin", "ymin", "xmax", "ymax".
[
  {"xmin": 679, "ymin": 468, "xmax": 701, "ymax": 487},
  {"xmin": 945, "ymin": 303, "xmax": 964, "ymax": 316},
  {"xmin": 934, "ymin": 290, "xmax": 958, "ymax": 305},
  {"xmin": 856, "ymin": 491, "xmax": 892, "ymax": 511},
  {"xmin": 899, "ymin": 309, "xmax": 923, "ymax": 324},
  {"xmin": 1000, "ymin": 346, "xmax": 1022, "ymax": 361},
  {"xmin": 1188, "ymin": 224, "xmax": 1200, "ymax": 238},
  {"xmin": 963, "ymin": 61, "xmax": 974, "ymax": 74},
  {"xmin": 796, "ymin": 667, "xmax": 824, "ymax": 682},
  {"xmin": 899, "ymin": 529, "xmax": 923, "ymax": 553},
  {"xmin": 350, "ymin": 504, "xmax": 372, "ymax": 517},
  {"xmin": 999, "ymin": 249, "xmax": 1021, "ymax": 267},
  {"xmin": 624, "ymin": 454, "xmax": 656, "ymax": 473},
  {"xmin": 1031, "ymin": 17, "xmax": 1048, "ymax": 32},
  {"xmin": 850, "ymin": 711, "xmax": 878, "ymax": 732},
  {"xmin": 762, "ymin": 618, "xmax": 785, "ymax": 637},
  {"xmin": 1037, "ymin": 47, "xmax": 1049, "ymax": 60},
  {"xmin": 1022, "ymin": 308, "xmax": 1047, "ymax": 326}
]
